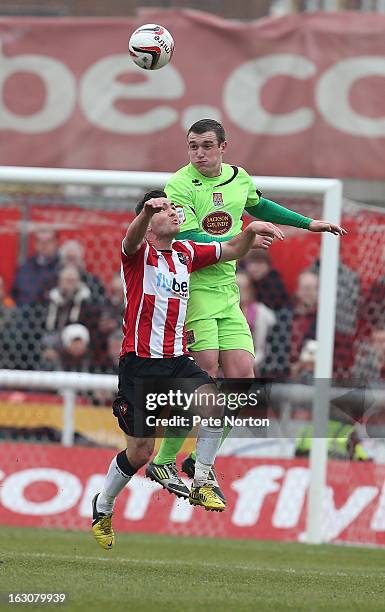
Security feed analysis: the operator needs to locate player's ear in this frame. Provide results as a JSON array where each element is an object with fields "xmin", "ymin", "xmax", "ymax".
[{"xmin": 220, "ymin": 140, "xmax": 227, "ymax": 154}]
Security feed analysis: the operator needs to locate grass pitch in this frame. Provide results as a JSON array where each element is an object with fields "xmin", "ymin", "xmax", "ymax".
[{"xmin": 0, "ymin": 526, "xmax": 384, "ymax": 611}]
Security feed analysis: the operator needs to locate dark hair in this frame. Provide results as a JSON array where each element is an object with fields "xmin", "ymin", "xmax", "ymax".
[
  {"xmin": 187, "ymin": 119, "xmax": 226, "ymax": 145},
  {"xmin": 135, "ymin": 189, "xmax": 166, "ymax": 216},
  {"xmin": 244, "ymin": 249, "xmax": 271, "ymax": 264}
]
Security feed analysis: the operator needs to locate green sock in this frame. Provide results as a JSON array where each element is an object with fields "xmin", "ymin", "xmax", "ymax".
[
  {"xmin": 153, "ymin": 428, "xmax": 187, "ymax": 465},
  {"xmin": 190, "ymin": 424, "xmax": 232, "ymax": 462}
]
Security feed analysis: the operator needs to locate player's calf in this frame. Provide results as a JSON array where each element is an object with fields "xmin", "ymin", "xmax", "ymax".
[{"xmin": 92, "ymin": 438, "xmax": 153, "ymax": 549}]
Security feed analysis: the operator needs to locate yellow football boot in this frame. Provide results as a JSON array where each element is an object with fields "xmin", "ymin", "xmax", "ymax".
[
  {"xmin": 189, "ymin": 483, "xmax": 226, "ymax": 512},
  {"xmin": 92, "ymin": 494, "xmax": 115, "ymax": 550}
]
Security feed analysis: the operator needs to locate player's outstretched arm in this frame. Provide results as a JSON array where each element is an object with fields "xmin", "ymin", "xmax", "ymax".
[
  {"xmin": 123, "ymin": 197, "xmax": 169, "ymax": 254},
  {"xmin": 308, "ymin": 220, "xmax": 347, "ymax": 236},
  {"xmin": 246, "ymin": 198, "xmax": 347, "ymax": 236},
  {"xmin": 220, "ymin": 222, "xmax": 273, "ymax": 262},
  {"xmin": 245, "ymin": 197, "xmax": 312, "ymax": 229}
]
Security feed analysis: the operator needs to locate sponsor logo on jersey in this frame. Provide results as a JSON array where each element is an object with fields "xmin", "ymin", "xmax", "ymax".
[
  {"xmin": 175, "ymin": 205, "xmax": 185, "ymax": 224},
  {"xmin": 201, "ymin": 211, "xmax": 233, "ymax": 235},
  {"xmin": 156, "ymin": 272, "xmax": 188, "ymax": 297},
  {"xmin": 192, "ymin": 178, "xmax": 202, "ymax": 187},
  {"xmin": 177, "ymin": 252, "xmax": 190, "ymax": 266},
  {"xmin": 212, "ymin": 192, "xmax": 224, "ymax": 207}
]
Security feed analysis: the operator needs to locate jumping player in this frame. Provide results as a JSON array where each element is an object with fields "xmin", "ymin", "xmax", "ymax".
[
  {"xmin": 92, "ymin": 191, "xmax": 278, "ymax": 549},
  {"xmin": 146, "ymin": 119, "xmax": 347, "ymax": 502}
]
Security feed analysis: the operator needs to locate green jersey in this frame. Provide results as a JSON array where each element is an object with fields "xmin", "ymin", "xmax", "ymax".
[{"xmin": 165, "ymin": 162, "xmax": 260, "ymax": 289}]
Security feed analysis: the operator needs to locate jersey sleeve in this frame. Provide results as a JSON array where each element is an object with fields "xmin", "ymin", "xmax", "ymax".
[
  {"xmin": 244, "ymin": 170, "xmax": 262, "ymax": 212},
  {"xmin": 165, "ymin": 174, "xmax": 199, "ymax": 232},
  {"xmin": 188, "ymin": 241, "xmax": 221, "ymax": 272},
  {"xmin": 121, "ymin": 239, "xmax": 146, "ymax": 265}
]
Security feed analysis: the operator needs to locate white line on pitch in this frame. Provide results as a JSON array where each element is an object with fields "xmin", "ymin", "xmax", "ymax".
[{"xmin": 0, "ymin": 551, "xmax": 375, "ymax": 578}]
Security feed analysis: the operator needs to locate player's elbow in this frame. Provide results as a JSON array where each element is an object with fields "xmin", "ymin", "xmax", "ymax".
[{"xmin": 123, "ymin": 238, "xmax": 140, "ymax": 255}]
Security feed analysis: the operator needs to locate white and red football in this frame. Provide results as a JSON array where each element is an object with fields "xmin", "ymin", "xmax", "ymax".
[{"xmin": 128, "ymin": 23, "xmax": 174, "ymax": 70}]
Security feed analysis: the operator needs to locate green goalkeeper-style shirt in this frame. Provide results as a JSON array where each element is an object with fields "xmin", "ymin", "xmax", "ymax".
[{"xmin": 165, "ymin": 162, "xmax": 312, "ymax": 290}]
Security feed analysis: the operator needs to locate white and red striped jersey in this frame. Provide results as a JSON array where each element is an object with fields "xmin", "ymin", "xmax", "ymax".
[{"xmin": 120, "ymin": 239, "xmax": 221, "ymax": 358}]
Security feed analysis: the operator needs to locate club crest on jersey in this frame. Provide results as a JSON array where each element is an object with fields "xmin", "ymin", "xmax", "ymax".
[
  {"xmin": 177, "ymin": 252, "xmax": 190, "ymax": 266},
  {"xmin": 212, "ymin": 192, "xmax": 224, "ymax": 208}
]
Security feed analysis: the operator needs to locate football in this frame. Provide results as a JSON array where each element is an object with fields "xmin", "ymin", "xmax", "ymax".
[{"xmin": 128, "ymin": 23, "xmax": 174, "ymax": 70}]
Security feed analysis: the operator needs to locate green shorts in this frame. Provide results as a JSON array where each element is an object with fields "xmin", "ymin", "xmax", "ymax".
[{"xmin": 185, "ymin": 283, "xmax": 255, "ymax": 355}]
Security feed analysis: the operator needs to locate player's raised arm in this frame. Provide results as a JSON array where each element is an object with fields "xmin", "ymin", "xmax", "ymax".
[
  {"xmin": 123, "ymin": 197, "xmax": 169, "ymax": 254},
  {"xmin": 220, "ymin": 222, "xmax": 273, "ymax": 262}
]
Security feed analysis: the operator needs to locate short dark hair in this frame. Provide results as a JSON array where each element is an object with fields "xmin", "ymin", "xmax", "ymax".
[
  {"xmin": 135, "ymin": 189, "xmax": 166, "ymax": 216},
  {"xmin": 187, "ymin": 119, "xmax": 226, "ymax": 145}
]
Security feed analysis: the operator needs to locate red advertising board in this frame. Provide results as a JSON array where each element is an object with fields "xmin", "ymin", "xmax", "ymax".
[
  {"xmin": 1, "ymin": 443, "xmax": 384, "ymax": 546},
  {"xmin": 2, "ymin": 11, "xmax": 385, "ymax": 179}
]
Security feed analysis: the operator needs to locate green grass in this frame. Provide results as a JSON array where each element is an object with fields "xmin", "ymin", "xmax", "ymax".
[{"xmin": 0, "ymin": 526, "xmax": 384, "ymax": 611}]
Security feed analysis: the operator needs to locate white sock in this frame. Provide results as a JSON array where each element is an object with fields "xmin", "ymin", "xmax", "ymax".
[
  {"xmin": 194, "ymin": 424, "xmax": 223, "ymax": 487},
  {"xmin": 97, "ymin": 455, "xmax": 133, "ymax": 514}
]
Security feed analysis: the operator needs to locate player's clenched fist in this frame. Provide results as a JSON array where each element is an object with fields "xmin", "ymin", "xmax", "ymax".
[{"xmin": 143, "ymin": 197, "xmax": 170, "ymax": 216}]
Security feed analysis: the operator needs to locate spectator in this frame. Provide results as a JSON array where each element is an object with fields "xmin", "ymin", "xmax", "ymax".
[
  {"xmin": 291, "ymin": 339, "xmax": 318, "ymax": 383},
  {"xmin": 98, "ymin": 273, "xmax": 124, "ymax": 335},
  {"xmin": 12, "ymin": 229, "xmax": 59, "ymax": 305},
  {"xmin": 42, "ymin": 323, "xmax": 91, "ymax": 372},
  {"xmin": 45, "ymin": 266, "xmax": 99, "ymax": 341},
  {"xmin": 291, "ymin": 338, "xmax": 371, "ymax": 462},
  {"xmin": 243, "ymin": 249, "xmax": 291, "ymax": 310},
  {"xmin": 359, "ymin": 274, "xmax": 385, "ymax": 333},
  {"xmin": 262, "ymin": 271, "xmax": 318, "ymax": 378},
  {"xmin": 295, "ymin": 417, "xmax": 370, "ymax": 461},
  {"xmin": 289, "ymin": 271, "xmax": 318, "ymax": 366},
  {"xmin": 94, "ymin": 327, "xmax": 123, "ymax": 375},
  {"xmin": 310, "ymin": 258, "xmax": 360, "ymax": 336},
  {"xmin": 58, "ymin": 239, "xmax": 106, "ymax": 303},
  {"xmin": 236, "ymin": 270, "xmax": 276, "ymax": 373},
  {"xmin": 85, "ymin": 272, "xmax": 124, "ymax": 370},
  {"xmin": 352, "ymin": 327, "xmax": 385, "ymax": 382}
]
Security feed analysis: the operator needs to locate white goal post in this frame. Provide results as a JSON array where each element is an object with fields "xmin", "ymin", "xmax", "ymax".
[{"xmin": 0, "ymin": 165, "xmax": 343, "ymax": 544}]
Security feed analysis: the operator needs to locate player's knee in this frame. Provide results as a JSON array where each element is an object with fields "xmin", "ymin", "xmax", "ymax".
[
  {"xmin": 224, "ymin": 361, "xmax": 254, "ymax": 378},
  {"xmin": 192, "ymin": 353, "xmax": 219, "ymax": 378}
]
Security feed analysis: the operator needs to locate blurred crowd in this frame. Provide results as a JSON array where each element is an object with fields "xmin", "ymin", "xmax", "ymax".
[
  {"xmin": 0, "ymin": 228, "xmax": 384, "ymax": 389},
  {"xmin": 237, "ymin": 249, "xmax": 385, "ymax": 383},
  {"xmin": 0, "ymin": 229, "xmax": 123, "ymax": 381}
]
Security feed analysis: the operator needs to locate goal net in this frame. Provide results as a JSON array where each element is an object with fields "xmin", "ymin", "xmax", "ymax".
[{"xmin": 0, "ymin": 167, "xmax": 384, "ymax": 545}]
